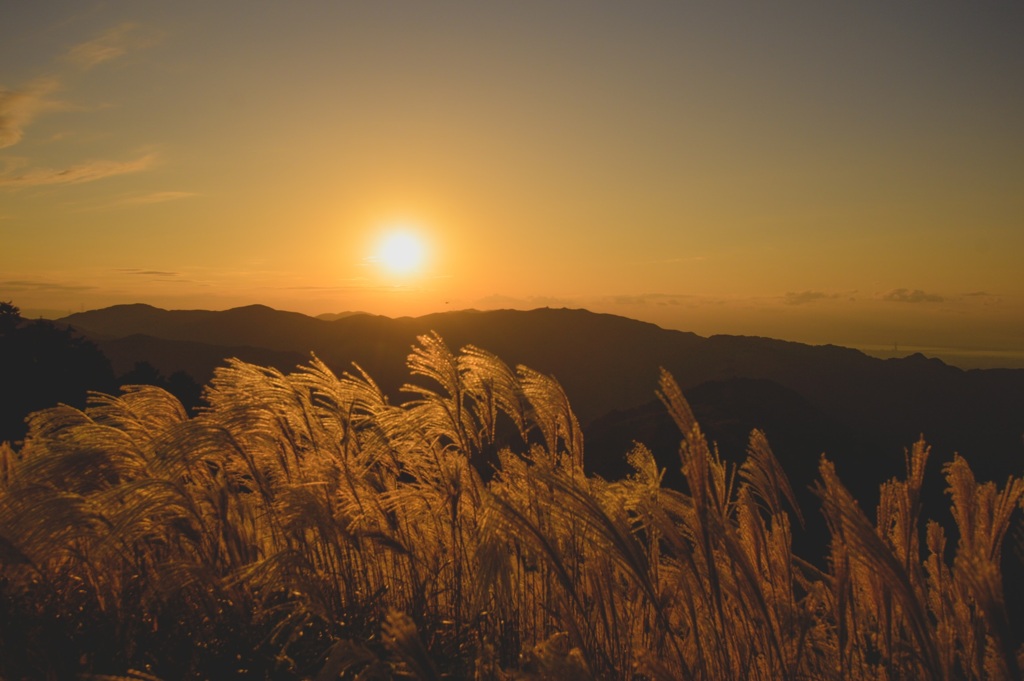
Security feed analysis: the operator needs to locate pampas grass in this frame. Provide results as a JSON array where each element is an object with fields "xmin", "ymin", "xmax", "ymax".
[{"xmin": 0, "ymin": 335, "xmax": 1019, "ymax": 679}]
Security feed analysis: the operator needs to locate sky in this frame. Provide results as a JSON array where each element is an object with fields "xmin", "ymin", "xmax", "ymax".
[{"xmin": 2, "ymin": 2, "xmax": 1023, "ymax": 366}]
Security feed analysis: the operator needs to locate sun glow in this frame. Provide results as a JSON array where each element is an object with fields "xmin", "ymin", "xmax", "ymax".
[{"xmin": 374, "ymin": 229, "xmax": 427, "ymax": 276}]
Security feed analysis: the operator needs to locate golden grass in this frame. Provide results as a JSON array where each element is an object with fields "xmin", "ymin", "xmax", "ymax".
[{"xmin": 0, "ymin": 334, "xmax": 1020, "ymax": 679}]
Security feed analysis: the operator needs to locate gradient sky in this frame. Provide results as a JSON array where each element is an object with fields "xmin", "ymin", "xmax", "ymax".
[{"xmin": 2, "ymin": 2, "xmax": 1023, "ymax": 364}]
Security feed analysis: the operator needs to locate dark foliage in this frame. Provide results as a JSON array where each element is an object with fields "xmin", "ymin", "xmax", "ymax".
[
  {"xmin": 0, "ymin": 302, "xmax": 116, "ymax": 443},
  {"xmin": 119, "ymin": 360, "xmax": 204, "ymax": 414}
]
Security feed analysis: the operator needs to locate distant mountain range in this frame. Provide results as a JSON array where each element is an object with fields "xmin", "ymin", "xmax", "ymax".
[{"xmin": 58, "ymin": 304, "xmax": 1024, "ymax": 515}]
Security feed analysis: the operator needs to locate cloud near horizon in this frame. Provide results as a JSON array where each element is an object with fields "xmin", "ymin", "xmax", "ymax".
[
  {"xmin": 608, "ymin": 293, "xmax": 696, "ymax": 307},
  {"xmin": 784, "ymin": 290, "xmax": 841, "ymax": 305},
  {"xmin": 110, "ymin": 269, "xmax": 210, "ymax": 286},
  {"xmin": 470, "ymin": 292, "xmax": 713, "ymax": 313},
  {"xmin": 473, "ymin": 294, "xmax": 577, "ymax": 309},
  {"xmin": 115, "ymin": 269, "xmax": 180, "ymax": 277},
  {"xmin": 1, "ymin": 279, "xmax": 96, "ymax": 293},
  {"xmin": 285, "ymin": 282, "xmax": 373, "ymax": 291},
  {"xmin": 879, "ymin": 288, "xmax": 944, "ymax": 304}
]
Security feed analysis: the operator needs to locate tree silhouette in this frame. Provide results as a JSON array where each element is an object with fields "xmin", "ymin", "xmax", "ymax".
[
  {"xmin": 118, "ymin": 360, "xmax": 203, "ymax": 413},
  {"xmin": 0, "ymin": 301, "xmax": 115, "ymax": 443},
  {"xmin": 0, "ymin": 302, "xmax": 21, "ymax": 336}
]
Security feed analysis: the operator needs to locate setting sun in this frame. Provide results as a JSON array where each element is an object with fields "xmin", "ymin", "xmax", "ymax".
[{"xmin": 374, "ymin": 229, "xmax": 427, "ymax": 276}]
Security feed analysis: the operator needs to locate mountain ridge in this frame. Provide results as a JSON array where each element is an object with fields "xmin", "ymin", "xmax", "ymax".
[{"xmin": 58, "ymin": 303, "xmax": 1024, "ymax": 493}]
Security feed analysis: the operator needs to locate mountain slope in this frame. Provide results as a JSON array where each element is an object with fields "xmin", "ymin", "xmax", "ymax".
[{"xmin": 60, "ymin": 304, "xmax": 1024, "ymax": 489}]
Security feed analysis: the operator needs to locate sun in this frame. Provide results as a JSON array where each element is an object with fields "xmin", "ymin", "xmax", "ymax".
[{"xmin": 375, "ymin": 229, "xmax": 427, "ymax": 276}]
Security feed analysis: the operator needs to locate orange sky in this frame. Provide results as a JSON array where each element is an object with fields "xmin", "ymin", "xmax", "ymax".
[{"xmin": 2, "ymin": 2, "xmax": 1023, "ymax": 365}]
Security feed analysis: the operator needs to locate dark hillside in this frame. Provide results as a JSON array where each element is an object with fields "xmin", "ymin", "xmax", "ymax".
[
  {"xmin": 60, "ymin": 305, "xmax": 1024, "ymax": 498},
  {"xmin": 96, "ymin": 334, "xmax": 309, "ymax": 385}
]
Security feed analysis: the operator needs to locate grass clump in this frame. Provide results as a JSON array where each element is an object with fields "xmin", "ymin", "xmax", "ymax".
[{"xmin": 0, "ymin": 333, "xmax": 1020, "ymax": 679}]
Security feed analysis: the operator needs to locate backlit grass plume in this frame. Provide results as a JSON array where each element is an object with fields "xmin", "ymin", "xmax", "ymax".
[{"xmin": 0, "ymin": 335, "xmax": 1020, "ymax": 679}]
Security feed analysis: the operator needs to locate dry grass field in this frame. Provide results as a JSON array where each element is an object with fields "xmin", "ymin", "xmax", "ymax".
[{"xmin": 1, "ymin": 333, "xmax": 1021, "ymax": 680}]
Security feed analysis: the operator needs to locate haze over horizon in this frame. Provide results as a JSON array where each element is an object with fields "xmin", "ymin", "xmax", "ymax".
[
  {"xmin": 36, "ymin": 301, "xmax": 1023, "ymax": 371},
  {"xmin": 3, "ymin": 2, "xmax": 1023, "ymax": 360}
]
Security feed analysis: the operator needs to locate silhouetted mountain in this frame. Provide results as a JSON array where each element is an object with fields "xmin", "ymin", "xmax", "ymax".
[
  {"xmin": 62, "ymin": 304, "xmax": 326, "ymax": 351},
  {"xmin": 62, "ymin": 306, "xmax": 705, "ymax": 423},
  {"xmin": 59, "ymin": 304, "xmax": 1024, "ymax": 502}
]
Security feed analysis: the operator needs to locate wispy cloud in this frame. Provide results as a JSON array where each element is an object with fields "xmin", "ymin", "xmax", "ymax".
[
  {"xmin": 879, "ymin": 288, "xmax": 944, "ymax": 304},
  {"xmin": 0, "ymin": 78, "xmax": 61, "ymax": 149},
  {"xmin": 960, "ymin": 291, "xmax": 1003, "ymax": 305},
  {"xmin": 108, "ymin": 269, "xmax": 210, "ymax": 287},
  {"xmin": 0, "ymin": 152, "xmax": 156, "ymax": 187},
  {"xmin": 285, "ymin": 282, "xmax": 372, "ymax": 291},
  {"xmin": 1, "ymin": 23, "xmax": 148, "ymax": 150},
  {"xmin": 474, "ymin": 292, "xmax": 713, "ymax": 312},
  {"xmin": 115, "ymin": 269, "xmax": 180, "ymax": 277},
  {"xmin": 0, "ymin": 279, "xmax": 96, "ymax": 293},
  {"xmin": 0, "ymin": 22, "xmax": 159, "ymax": 192},
  {"xmin": 99, "ymin": 191, "xmax": 198, "ymax": 208},
  {"xmin": 784, "ymin": 290, "xmax": 840, "ymax": 305},
  {"xmin": 64, "ymin": 22, "xmax": 154, "ymax": 70},
  {"xmin": 473, "ymin": 294, "xmax": 577, "ymax": 309},
  {"xmin": 608, "ymin": 293, "xmax": 696, "ymax": 307}
]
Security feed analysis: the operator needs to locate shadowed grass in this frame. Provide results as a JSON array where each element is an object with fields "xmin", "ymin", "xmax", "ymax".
[{"xmin": 0, "ymin": 335, "xmax": 1020, "ymax": 679}]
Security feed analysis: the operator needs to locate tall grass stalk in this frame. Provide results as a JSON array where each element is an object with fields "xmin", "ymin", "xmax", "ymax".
[{"xmin": 0, "ymin": 335, "xmax": 1019, "ymax": 679}]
